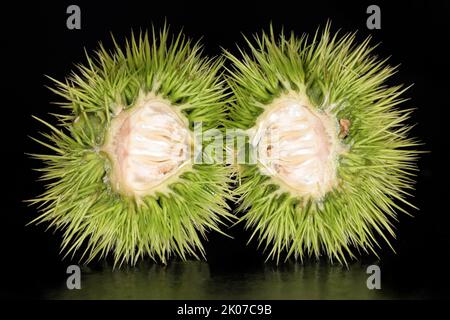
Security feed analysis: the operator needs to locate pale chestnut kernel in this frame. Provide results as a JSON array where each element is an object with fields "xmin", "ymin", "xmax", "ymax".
[
  {"xmin": 102, "ymin": 95, "xmax": 192, "ymax": 198},
  {"xmin": 249, "ymin": 94, "xmax": 343, "ymax": 200}
]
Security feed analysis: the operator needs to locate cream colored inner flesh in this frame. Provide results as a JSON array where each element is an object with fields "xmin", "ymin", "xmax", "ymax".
[
  {"xmin": 249, "ymin": 94, "xmax": 341, "ymax": 200},
  {"xmin": 102, "ymin": 95, "xmax": 192, "ymax": 198}
]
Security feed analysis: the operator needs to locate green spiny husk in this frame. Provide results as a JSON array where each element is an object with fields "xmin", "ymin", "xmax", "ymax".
[
  {"xmin": 28, "ymin": 25, "xmax": 234, "ymax": 266},
  {"xmin": 225, "ymin": 24, "xmax": 421, "ymax": 264}
]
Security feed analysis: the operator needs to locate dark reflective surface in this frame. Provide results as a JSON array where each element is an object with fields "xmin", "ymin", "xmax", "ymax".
[{"xmin": 42, "ymin": 261, "xmax": 418, "ymax": 300}]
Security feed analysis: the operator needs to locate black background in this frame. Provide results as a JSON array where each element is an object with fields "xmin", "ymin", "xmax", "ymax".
[{"xmin": 2, "ymin": 0, "xmax": 450, "ymax": 301}]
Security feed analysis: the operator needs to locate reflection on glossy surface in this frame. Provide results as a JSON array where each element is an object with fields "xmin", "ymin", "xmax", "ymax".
[{"xmin": 42, "ymin": 260, "xmax": 410, "ymax": 300}]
